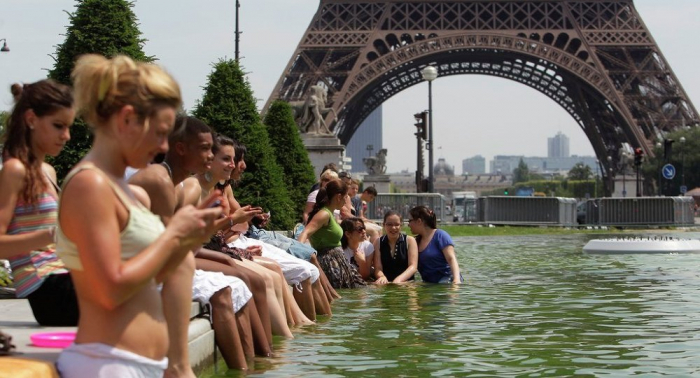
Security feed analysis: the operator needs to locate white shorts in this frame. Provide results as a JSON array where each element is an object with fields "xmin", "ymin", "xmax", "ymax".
[
  {"xmin": 229, "ymin": 236, "xmax": 320, "ymax": 285},
  {"xmin": 192, "ymin": 269, "xmax": 252, "ymax": 313},
  {"xmin": 365, "ymin": 222, "xmax": 382, "ymax": 233},
  {"xmin": 57, "ymin": 342, "xmax": 167, "ymax": 378}
]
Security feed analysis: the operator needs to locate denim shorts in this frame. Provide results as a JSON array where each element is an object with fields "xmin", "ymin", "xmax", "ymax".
[{"xmin": 247, "ymin": 226, "xmax": 316, "ymax": 261}]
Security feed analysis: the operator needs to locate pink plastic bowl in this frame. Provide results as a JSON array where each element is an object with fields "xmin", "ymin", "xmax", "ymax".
[{"xmin": 30, "ymin": 331, "xmax": 76, "ymax": 348}]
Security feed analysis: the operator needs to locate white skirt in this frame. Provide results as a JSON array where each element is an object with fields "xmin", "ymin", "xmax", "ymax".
[
  {"xmin": 229, "ymin": 235, "xmax": 320, "ymax": 285},
  {"xmin": 192, "ymin": 269, "xmax": 252, "ymax": 313},
  {"xmin": 57, "ymin": 342, "xmax": 168, "ymax": 378}
]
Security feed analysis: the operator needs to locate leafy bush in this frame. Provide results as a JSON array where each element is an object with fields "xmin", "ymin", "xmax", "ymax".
[
  {"xmin": 263, "ymin": 101, "xmax": 316, "ymax": 220},
  {"xmin": 47, "ymin": 0, "xmax": 153, "ymax": 181},
  {"xmin": 194, "ymin": 60, "xmax": 295, "ymax": 230}
]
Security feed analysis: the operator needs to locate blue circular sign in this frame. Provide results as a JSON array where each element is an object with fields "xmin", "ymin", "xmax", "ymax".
[{"xmin": 662, "ymin": 164, "xmax": 676, "ymax": 180}]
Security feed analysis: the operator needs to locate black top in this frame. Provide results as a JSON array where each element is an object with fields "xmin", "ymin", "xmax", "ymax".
[{"xmin": 379, "ymin": 233, "xmax": 414, "ymax": 282}]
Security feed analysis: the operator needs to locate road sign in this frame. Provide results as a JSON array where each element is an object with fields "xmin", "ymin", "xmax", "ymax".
[
  {"xmin": 681, "ymin": 185, "xmax": 688, "ymax": 194},
  {"xmin": 662, "ymin": 164, "xmax": 676, "ymax": 180}
]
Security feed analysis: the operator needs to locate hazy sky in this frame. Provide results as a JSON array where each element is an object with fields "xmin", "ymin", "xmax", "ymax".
[{"xmin": 1, "ymin": 0, "xmax": 698, "ymax": 174}]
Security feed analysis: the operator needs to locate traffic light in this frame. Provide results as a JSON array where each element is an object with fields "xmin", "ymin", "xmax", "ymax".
[
  {"xmin": 414, "ymin": 111, "xmax": 428, "ymax": 140},
  {"xmin": 664, "ymin": 139, "xmax": 674, "ymax": 161},
  {"xmin": 504, "ymin": 189, "xmax": 509, "ymax": 196},
  {"xmin": 634, "ymin": 147, "xmax": 644, "ymax": 166}
]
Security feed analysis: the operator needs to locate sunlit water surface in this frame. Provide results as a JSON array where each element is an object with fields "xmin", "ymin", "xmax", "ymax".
[{"xmin": 201, "ymin": 232, "xmax": 700, "ymax": 377}]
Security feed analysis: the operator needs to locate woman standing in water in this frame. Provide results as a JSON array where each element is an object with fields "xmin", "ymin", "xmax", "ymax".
[
  {"xmin": 56, "ymin": 54, "xmax": 221, "ymax": 377},
  {"xmin": 373, "ymin": 211, "xmax": 418, "ymax": 284},
  {"xmin": 0, "ymin": 80, "xmax": 76, "ymax": 326},
  {"xmin": 299, "ymin": 179, "xmax": 365, "ymax": 289},
  {"xmin": 408, "ymin": 206, "xmax": 462, "ymax": 284}
]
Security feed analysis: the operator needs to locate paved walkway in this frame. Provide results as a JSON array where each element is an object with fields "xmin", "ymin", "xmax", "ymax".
[{"xmin": 0, "ymin": 299, "xmax": 71, "ymax": 362}]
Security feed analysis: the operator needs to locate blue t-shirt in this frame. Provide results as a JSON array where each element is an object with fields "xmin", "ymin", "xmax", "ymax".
[{"xmin": 417, "ymin": 229, "xmax": 454, "ymax": 283}]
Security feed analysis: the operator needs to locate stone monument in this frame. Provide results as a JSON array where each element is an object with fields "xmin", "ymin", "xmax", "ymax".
[
  {"xmin": 363, "ymin": 148, "xmax": 391, "ymax": 193},
  {"xmin": 289, "ymin": 85, "xmax": 346, "ymax": 177}
]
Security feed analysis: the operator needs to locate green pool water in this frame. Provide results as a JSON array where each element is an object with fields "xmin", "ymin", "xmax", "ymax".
[{"xmin": 201, "ymin": 232, "xmax": 700, "ymax": 377}]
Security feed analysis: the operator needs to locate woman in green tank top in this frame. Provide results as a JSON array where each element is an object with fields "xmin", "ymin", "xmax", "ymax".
[{"xmin": 299, "ymin": 179, "xmax": 365, "ymax": 288}]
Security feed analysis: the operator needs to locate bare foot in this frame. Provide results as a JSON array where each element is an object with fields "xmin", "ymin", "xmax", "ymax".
[{"xmin": 164, "ymin": 364, "xmax": 196, "ymax": 378}]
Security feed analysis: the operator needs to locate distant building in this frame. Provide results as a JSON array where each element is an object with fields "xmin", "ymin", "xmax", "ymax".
[
  {"xmin": 385, "ymin": 158, "xmax": 511, "ymax": 197},
  {"xmin": 548, "ymin": 132, "xmax": 570, "ymax": 158},
  {"xmin": 490, "ymin": 154, "xmax": 597, "ymax": 175},
  {"xmin": 434, "ymin": 158, "xmax": 455, "ymax": 177},
  {"xmin": 345, "ymin": 106, "xmax": 382, "ymax": 174},
  {"xmin": 462, "ymin": 155, "xmax": 486, "ymax": 175},
  {"xmin": 490, "ymin": 155, "xmax": 522, "ymax": 175}
]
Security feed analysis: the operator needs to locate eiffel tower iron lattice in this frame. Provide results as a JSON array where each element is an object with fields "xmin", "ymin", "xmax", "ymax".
[{"xmin": 265, "ymin": 0, "xmax": 699, "ymax": 186}]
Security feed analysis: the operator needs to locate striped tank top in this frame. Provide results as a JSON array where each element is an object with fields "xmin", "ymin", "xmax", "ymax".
[{"xmin": 7, "ymin": 192, "xmax": 68, "ymax": 298}]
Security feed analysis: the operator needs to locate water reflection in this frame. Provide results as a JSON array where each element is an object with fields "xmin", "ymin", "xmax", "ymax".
[{"xmin": 202, "ymin": 232, "xmax": 700, "ymax": 377}]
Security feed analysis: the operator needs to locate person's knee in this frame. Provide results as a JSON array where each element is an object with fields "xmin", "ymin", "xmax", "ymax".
[
  {"xmin": 307, "ymin": 265, "xmax": 320, "ymax": 283},
  {"xmin": 247, "ymin": 271, "xmax": 267, "ymax": 294},
  {"xmin": 270, "ymin": 262, "xmax": 284, "ymax": 276},
  {"xmin": 211, "ymin": 287, "xmax": 233, "ymax": 310}
]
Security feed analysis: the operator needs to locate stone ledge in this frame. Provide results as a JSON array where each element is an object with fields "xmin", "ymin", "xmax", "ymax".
[{"xmin": 0, "ymin": 299, "xmax": 215, "ymax": 377}]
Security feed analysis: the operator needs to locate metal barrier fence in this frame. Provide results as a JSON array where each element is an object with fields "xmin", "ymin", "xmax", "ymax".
[
  {"xmin": 365, "ymin": 194, "xmax": 445, "ymax": 221},
  {"xmin": 479, "ymin": 196, "xmax": 577, "ymax": 226},
  {"xmin": 582, "ymin": 197, "xmax": 695, "ymax": 226}
]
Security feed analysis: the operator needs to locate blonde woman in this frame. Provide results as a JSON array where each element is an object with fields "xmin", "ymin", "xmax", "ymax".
[{"xmin": 55, "ymin": 55, "xmax": 222, "ymax": 378}]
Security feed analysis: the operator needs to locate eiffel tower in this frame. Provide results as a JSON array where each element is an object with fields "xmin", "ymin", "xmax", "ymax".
[{"xmin": 265, "ymin": 0, "xmax": 698, "ymax": 177}]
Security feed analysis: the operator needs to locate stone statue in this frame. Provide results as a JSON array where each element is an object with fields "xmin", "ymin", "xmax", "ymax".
[
  {"xmin": 363, "ymin": 148, "xmax": 387, "ymax": 175},
  {"xmin": 288, "ymin": 85, "xmax": 338, "ymax": 135}
]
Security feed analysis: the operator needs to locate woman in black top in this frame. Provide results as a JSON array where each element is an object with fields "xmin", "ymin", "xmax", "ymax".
[{"xmin": 373, "ymin": 211, "xmax": 418, "ymax": 284}]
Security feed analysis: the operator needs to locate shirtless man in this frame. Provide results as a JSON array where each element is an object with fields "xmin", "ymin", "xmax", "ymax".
[{"xmin": 129, "ymin": 116, "xmax": 270, "ymax": 368}]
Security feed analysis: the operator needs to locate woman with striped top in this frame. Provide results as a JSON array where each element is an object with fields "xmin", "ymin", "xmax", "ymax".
[{"xmin": 0, "ymin": 80, "xmax": 76, "ymax": 326}]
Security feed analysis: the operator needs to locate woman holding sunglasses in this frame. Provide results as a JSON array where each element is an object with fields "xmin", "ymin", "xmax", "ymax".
[{"xmin": 340, "ymin": 218, "xmax": 374, "ymax": 280}]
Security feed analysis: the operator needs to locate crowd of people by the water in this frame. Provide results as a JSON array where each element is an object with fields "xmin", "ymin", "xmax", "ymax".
[{"xmin": 0, "ymin": 54, "xmax": 462, "ymax": 377}]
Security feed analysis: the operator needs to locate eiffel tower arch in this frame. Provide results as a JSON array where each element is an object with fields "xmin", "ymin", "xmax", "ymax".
[{"xmin": 265, "ymin": 0, "xmax": 699, "ymax": 182}]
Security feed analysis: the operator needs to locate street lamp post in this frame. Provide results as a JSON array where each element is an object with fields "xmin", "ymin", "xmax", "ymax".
[
  {"xmin": 656, "ymin": 141, "xmax": 662, "ymax": 196},
  {"xmin": 594, "ymin": 159, "xmax": 599, "ymax": 198},
  {"xmin": 235, "ymin": 1, "xmax": 241, "ymax": 61},
  {"xmin": 621, "ymin": 152, "xmax": 628, "ymax": 197},
  {"xmin": 607, "ymin": 156, "xmax": 613, "ymax": 197},
  {"xmin": 680, "ymin": 136, "xmax": 686, "ymax": 193},
  {"xmin": 366, "ymin": 144, "xmax": 374, "ymax": 157},
  {"xmin": 421, "ymin": 65, "xmax": 438, "ymax": 193},
  {"xmin": 0, "ymin": 39, "xmax": 9, "ymax": 52}
]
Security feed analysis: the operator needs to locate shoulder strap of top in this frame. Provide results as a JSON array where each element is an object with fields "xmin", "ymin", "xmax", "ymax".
[
  {"xmin": 61, "ymin": 162, "xmax": 136, "ymax": 210},
  {"xmin": 43, "ymin": 171, "xmax": 60, "ymax": 193}
]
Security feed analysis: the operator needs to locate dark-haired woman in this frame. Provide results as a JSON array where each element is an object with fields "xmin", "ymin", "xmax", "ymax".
[
  {"xmin": 340, "ymin": 218, "xmax": 374, "ymax": 280},
  {"xmin": 0, "ymin": 80, "xmax": 77, "ymax": 326},
  {"xmin": 408, "ymin": 206, "xmax": 462, "ymax": 284},
  {"xmin": 299, "ymin": 179, "xmax": 365, "ymax": 289},
  {"xmin": 373, "ymin": 211, "xmax": 418, "ymax": 284}
]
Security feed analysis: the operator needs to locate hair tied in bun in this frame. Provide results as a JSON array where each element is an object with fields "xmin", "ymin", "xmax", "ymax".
[{"xmin": 10, "ymin": 83, "xmax": 23, "ymax": 102}]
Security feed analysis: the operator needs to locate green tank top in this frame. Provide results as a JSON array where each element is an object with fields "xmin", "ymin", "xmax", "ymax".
[{"xmin": 309, "ymin": 207, "xmax": 342, "ymax": 250}]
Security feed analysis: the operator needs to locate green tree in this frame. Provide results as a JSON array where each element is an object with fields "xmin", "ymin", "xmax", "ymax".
[
  {"xmin": 194, "ymin": 59, "xmax": 295, "ymax": 230},
  {"xmin": 512, "ymin": 159, "xmax": 530, "ymax": 184},
  {"xmin": 0, "ymin": 110, "xmax": 7, "ymax": 134},
  {"xmin": 568, "ymin": 162, "xmax": 593, "ymax": 181},
  {"xmin": 0, "ymin": 111, "xmax": 8, "ymax": 153},
  {"xmin": 643, "ymin": 127, "xmax": 700, "ymax": 195},
  {"xmin": 263, "ymin": 101, "xmax": 316, "ymax": 219},
  {"xmin": 48, "ymin": 0, "xmax": 153, "ymax": 180}
]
